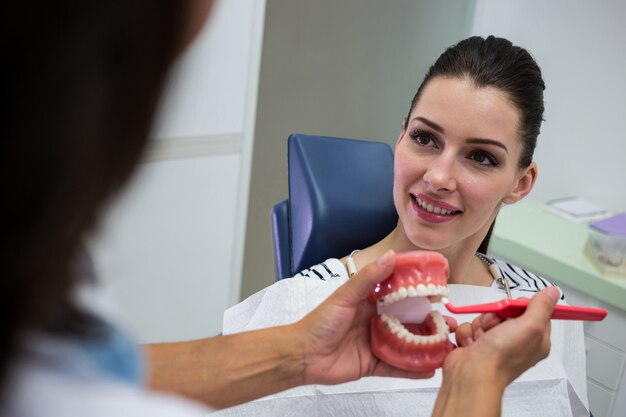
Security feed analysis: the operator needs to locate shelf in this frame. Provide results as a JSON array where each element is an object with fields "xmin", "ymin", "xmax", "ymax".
[{"xmin": 490, "ymin": 200, "xmax": 626, "ymax": 312}]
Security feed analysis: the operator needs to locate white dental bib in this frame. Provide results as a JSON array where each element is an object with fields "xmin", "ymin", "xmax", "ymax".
[{"xmin": 220, "ymin": 259, "xmax": 588, "ymax": 417}]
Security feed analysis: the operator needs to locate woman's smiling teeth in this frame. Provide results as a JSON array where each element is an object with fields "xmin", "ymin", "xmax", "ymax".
[{"xmin": 415, "ymin": 196, "xmax": 459, "ymax": 215}]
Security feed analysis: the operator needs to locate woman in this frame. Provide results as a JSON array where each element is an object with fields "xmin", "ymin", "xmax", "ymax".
[
  {"xmin": 223, "ymin": 36, "xmax": 589, "ymax": 416},
  {"xmin": 302, "ymin": 35, "xmax": 549, "ymax": 298}
]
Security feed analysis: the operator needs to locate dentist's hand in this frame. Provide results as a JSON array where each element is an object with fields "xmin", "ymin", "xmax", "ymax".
[
  {"xmin": 296, "ymin": 250, "xmax": 457, "ymax": 385},
  {"xmin": 452, "ymin": 287, "xmax": 558, "ymax": 385},
  {"xmin": 432, "ymin": 287, "xmax": 559, "ymax": 417}
]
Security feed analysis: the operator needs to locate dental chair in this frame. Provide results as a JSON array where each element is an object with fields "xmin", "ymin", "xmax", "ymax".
[{"xmin": 271, "ymin": 133, "xmax": 398, "ymax": 280}]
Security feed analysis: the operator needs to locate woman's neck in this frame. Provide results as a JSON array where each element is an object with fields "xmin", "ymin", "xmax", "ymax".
[{"xmin": 347, "ymin": 225, "xmax": 493, "ymax": 287}]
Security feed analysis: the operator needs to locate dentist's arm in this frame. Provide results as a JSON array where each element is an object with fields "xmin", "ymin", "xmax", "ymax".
[
  {"xmin": 147, "ymin": 251, "xmax": 436, "ymax": 409},
  {"xmin": 432, "ymin": 286, "xmax": 559, "ymax": 417}
]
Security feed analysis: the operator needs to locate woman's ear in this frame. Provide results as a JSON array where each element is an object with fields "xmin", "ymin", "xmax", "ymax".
[{"xmin": 502, "ymin": 161, "xmax": 538, "ymax": 204}]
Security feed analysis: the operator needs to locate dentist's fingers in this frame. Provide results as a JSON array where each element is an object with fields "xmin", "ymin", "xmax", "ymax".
[
  {"xmin": 523, "ymin": 286, "xmax": 560, "ymax": 323},
  {"xmin": 479, "ymin": 313, "xmax": 502, "ymax": 332},
  {"xmin": 454, "ymin": 313, "xmax": 502, "ymax": 346},
  {"xmin": 334, "ymin": 250, "xmax": 396, "ymax": 304},
  {"xmin": 444, "ymin": 315, "xmax": 458, "ymax": 333},
  {"xmin": 455, "ymin": 322, "xmax": 475, "ymax": 347},
  {"xmin": 455, "ymin": 287, "xmax": 560, "ymax": 348}
]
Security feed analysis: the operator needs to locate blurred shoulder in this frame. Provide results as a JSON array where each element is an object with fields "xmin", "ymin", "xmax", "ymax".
[{"xmin": 2, "ymin": 356, "xmax": 210, "ymax": 417}]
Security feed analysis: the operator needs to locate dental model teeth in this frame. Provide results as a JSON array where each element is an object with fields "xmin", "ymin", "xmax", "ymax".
[
  {"xmin": 380, "ymin": 311, "xmax": 449, "ymax": 345},
  {"xmin": 369, "ymin": 251, "xmax": 455, "ymax": 372},
  {"xmin": 377, "ymin": 285, "xmax": 448, "ymax": 306}
]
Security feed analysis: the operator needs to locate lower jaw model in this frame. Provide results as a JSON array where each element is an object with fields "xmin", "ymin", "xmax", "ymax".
[{"xmin": 369, "ymin": 251, "xmax": 454, "ymax": 372}]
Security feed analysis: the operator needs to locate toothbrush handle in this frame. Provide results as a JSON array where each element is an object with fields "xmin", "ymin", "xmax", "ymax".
[
  {"xmin": 444, "ymin": 299, "xmax": 519, "ymax": 315},
  {"xmin": 495, "ymin": 299, "xmax": 607, "ymax": 321},
  {"xmin": 445, "ymin": 299, "xmax": 607, "ymax": 321},
  {"xmin": 550, "ymin": 304, "xmax": 607, "ymax": 321}
]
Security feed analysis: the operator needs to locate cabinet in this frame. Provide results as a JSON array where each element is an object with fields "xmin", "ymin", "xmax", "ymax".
[
  {"xmin": 557, "ymin": 282, "xmax": 626, "ymax": 417},
  {"xmin": 490, "ymin": 201, "xmax": 626, "ymax": 417}
]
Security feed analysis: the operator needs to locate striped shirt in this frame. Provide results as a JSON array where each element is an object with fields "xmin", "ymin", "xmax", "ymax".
[
  {"xmin": 294, "ymin": 256, "xmax": 565, "ymax": 300},
  {"xmin": 491, "ymin": 257, "xmax": 564, "ymax": 300}
]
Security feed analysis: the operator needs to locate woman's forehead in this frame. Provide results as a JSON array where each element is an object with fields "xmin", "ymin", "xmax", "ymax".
[{"xmin": 410, "ymin": 77, "xmax": 521, "ymax": 146}]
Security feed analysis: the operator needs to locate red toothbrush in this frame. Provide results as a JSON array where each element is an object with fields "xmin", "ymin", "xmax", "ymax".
[{"xmin": 441, "ymin": 297, "xmax": 607, "ymax": 321}]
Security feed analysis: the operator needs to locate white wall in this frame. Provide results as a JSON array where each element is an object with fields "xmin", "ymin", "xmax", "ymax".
[
  {"xmin": 471, "ymin": 0, "xmax": 626, "ymax": 211},
  {"xmin": 91, "ymin": 154, "xmax": 240, "ymax": 342},
  {"xmin": 89, "ymin": 0, "xmax": 265, "ymax": 343}
]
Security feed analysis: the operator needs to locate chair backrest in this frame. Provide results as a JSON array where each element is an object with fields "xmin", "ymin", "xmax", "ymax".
[{"xmin": 271, "ymin": 133, "xmax": 397, "ymax": 280}]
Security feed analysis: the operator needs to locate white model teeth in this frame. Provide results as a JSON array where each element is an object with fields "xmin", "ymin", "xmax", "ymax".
[
  {"xmin": 377, "ymin": 285, "xmax": 448, "ymax": 306},
  {"xmin": 416, "ymin": 197, "xmax": 457, "ymax": 215},
  {"xmin": 381, "ymin": 311, "xmax": 449, "ymax": 345}
]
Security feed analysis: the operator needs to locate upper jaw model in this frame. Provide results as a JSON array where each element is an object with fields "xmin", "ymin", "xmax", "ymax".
[{"xmin": 369, "ymin": 251, "xmax": 454, "ymax": 372}]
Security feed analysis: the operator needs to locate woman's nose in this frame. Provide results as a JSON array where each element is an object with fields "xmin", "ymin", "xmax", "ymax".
[{"xmin": 423, "ymin": 157, "xmax": 457, "ymax": 192}]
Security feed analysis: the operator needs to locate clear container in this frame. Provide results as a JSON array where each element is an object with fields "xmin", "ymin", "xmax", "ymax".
[{"xmin": 584, "ymin": 227, "xmax": 626, "ymax": 276}]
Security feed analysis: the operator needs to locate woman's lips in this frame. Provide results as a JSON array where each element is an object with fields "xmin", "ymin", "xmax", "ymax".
[
  {"xmin": 411, "ymin": 193, "xmax": 461, "ymax": 224},
  {"xmin": 369, "ymin": 251, "xmax": 454, "ymax": 372}
]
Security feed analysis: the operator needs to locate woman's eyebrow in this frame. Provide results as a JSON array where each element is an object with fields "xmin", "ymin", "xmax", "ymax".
[
  {"xmin": 414, "ymin": 117, "xmax": 509, "ymax": 154},
  {"xmin": 467, "ymin": 138, "xmax": 509, "ymax": 153},
  {"xmin": 414, "ymin": 117, "xmax": 444, "ymax": 133}
]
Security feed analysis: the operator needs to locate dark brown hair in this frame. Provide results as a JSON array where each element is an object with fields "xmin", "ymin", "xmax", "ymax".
[{"xmin": 1, "ymin": 1, "xmax": 186, "ymax": 389}]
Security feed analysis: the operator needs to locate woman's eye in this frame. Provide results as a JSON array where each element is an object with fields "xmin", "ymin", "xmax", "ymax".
[
  {"xmin": 469, "ymin": 151, "xmax": 498, "ymax": 167},
  {"xmin": 409, "ymin": 131, "xmax": 435, "ymax": 146}
]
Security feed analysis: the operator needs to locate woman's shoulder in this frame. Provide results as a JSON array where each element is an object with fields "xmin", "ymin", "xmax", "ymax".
[
  {"xmin": 292, "ymin": 258, "xmax": 348, "ymax": 282},
  {"xmin": 491, "ymin": 257, "xmax": 565, "ymax": 300}
]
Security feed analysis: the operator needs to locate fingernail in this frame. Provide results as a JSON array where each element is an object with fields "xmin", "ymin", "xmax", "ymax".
[
  {"xmin": 464, "ymin": 337, "xmax": 474, "ymax": 346},
  {"xmin": 377, "ymin": 250, "xmax": 395, "ymax": 267},
  {"xmin": 546, "ymin": 286, "xmax": 560, "ymax": 302}
]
